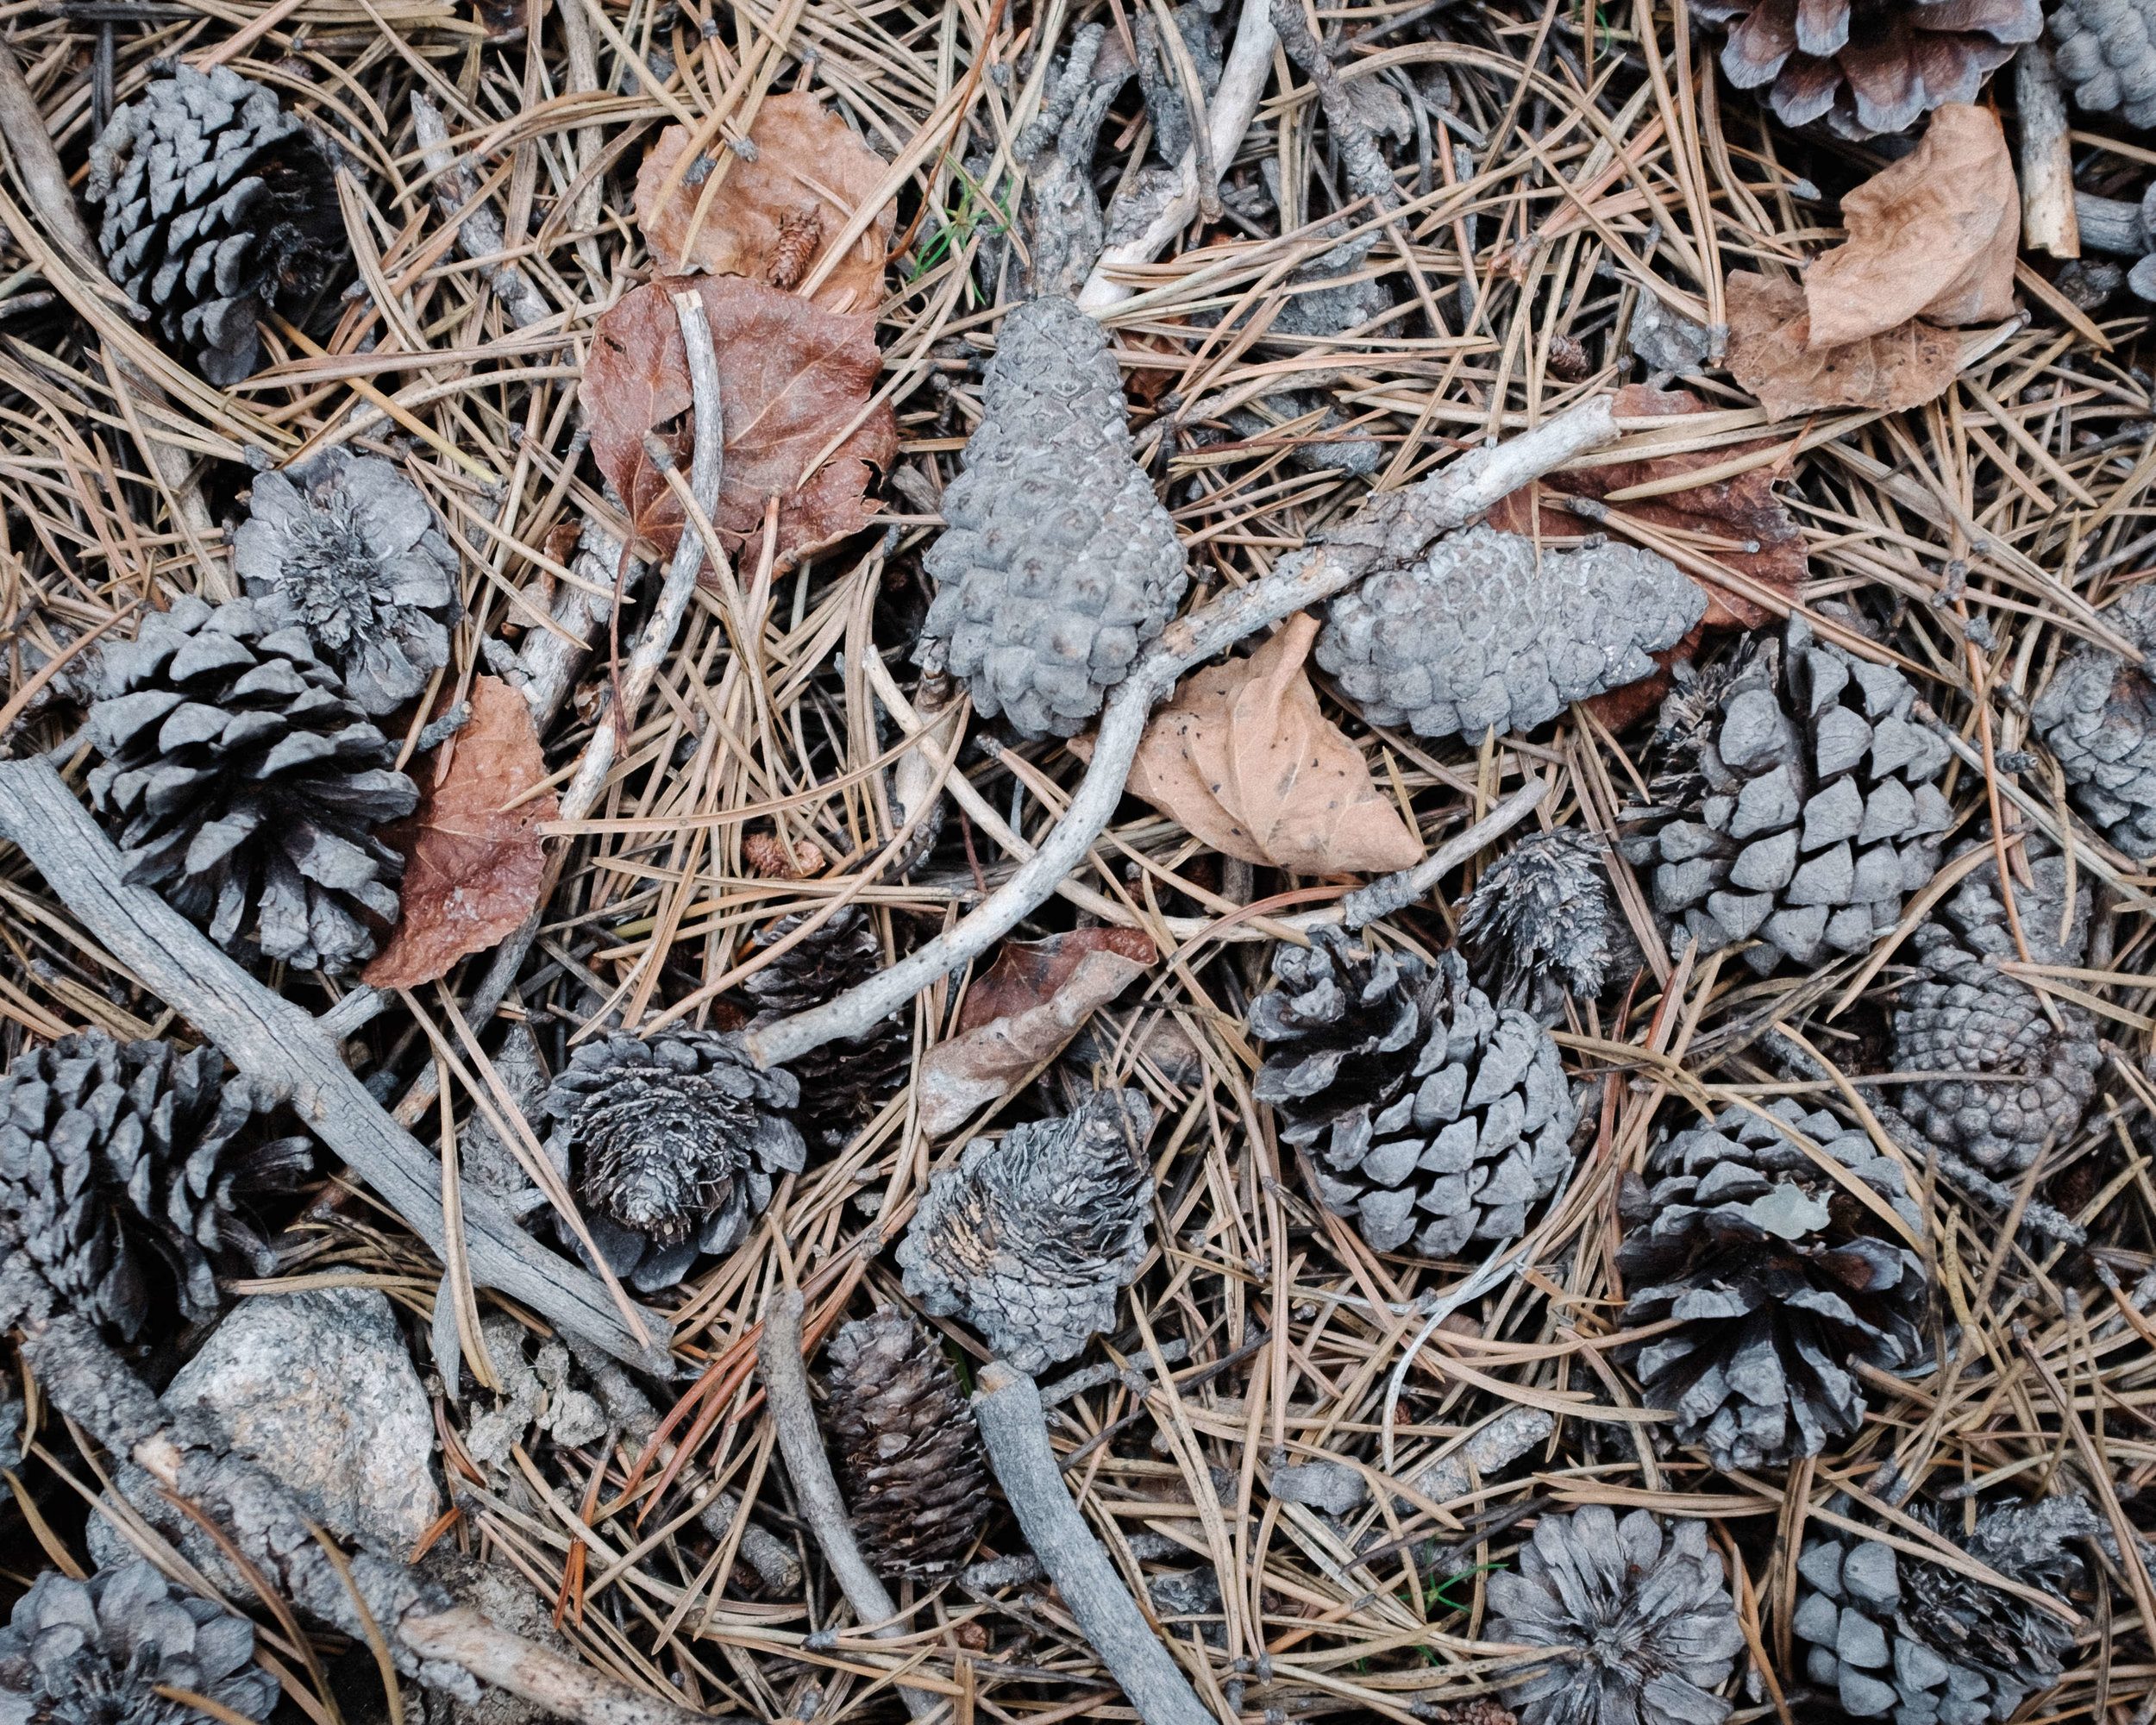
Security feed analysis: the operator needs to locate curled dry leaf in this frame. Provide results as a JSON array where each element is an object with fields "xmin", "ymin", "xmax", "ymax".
[
  {"xmin": 918, "ymin": 928, "xmax": 1157, "ymax": 1134},
  {"xmin": 1725, "ymin": 270, "xmax": 1962, "ymax": 423},
  {"xmin": 364, "ymin": 677, "xmax": 557, "ymax": 989},
  {"xmin": 584, "ymin": 273, "xmax": 896, "ymax": 571},
  {"xmin": 1804, "ymin": 104, "xmax": 2018, "ymax": 349},
  {"xmin": 633, "ymin": 94, "xmax": 895, "ymax": 317}
]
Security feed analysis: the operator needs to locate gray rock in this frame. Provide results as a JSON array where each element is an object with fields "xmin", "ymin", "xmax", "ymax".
[
  {"xmin": 1271, "ymin": 1458, "xmax": 1367, "ymax": 1515},
  {"xmin": 165, "ymin": 1287, "xmax": 440, "ymax": 1553}
]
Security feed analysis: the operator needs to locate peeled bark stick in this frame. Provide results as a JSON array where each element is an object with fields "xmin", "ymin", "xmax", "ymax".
[
  {"xmin": 2016, "ymin": 43, "xmax": 2081, "ymax": 259},
  {"xmin": 411, "ymin": 90, "xmax": 556, "ymax": 330},
  {"xmin": 971, "ymin": 1363, "xmax": 1215, "ymax": 1725},
  {"xmin": 399, "ymin": 1609, "xmax": 729, "ymax": 1725},
  {"xmin": 746, "ymin": 395, "xmax": 1620, "ymax": 1070},
  {"xmin": 0, "ymin": 757, "xmax": 664, "ymax": 1370},
  {"xmin": 757, "ymin": 1289, "xmax": 937, "ymax": 1719}
]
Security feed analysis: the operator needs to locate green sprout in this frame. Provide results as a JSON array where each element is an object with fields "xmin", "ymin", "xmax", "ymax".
[{"xmin": 906, "ymin": 155, "xmax": 1018, "ymax": 284}]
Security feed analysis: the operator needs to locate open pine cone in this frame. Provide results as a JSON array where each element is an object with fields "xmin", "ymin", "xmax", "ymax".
[
  {"xmin": 740, "ymin": 907, "xmax": 910, "ymax": 1151},
  {"xmin": 2030, "ymin": 583, "xmax": 2156, "ymax": 859},
  {"xmin": 1616, "ymin": 1098, "xmax": 1927, "ymax": 1471},
  {"xmin": 0, "ymin": 1031, "xmax": 309, "ymax": 1341},
  {"xmin": 545, "ymin": 1029, "xmax": 805, "ymax": 1291},
  {"xmin": 85, "ymin": 594, "xmax": 418, "ymax": 974},
  {"xmin": 1698, "ymin": 0, "xmax": 2040, "ymax": 140},
  {"xmin": 85, "ymin": 63, "xmax": 340, "ymax": 384}
]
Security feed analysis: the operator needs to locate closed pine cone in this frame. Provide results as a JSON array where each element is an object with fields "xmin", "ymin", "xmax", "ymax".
[
  {"xmin": 2052, "ymin": 0, "xmax": 2156, "ymax": 129},
  {"xmin": 824, "ymin": 1308, "xmax": 989, "ymax": 1578},
  {"xmin": 740, "ymin": 907, "xmax": 909, "ymax": 1150}
]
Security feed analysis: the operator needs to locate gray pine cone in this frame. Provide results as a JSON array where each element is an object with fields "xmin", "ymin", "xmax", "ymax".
[
  {"xmin": 1250, "ymin": 928, "xmax": 1577, "ymax": 1260},
  {"xmin": 2028, "ymin": 583, "xmax": 2156, "ymax": 856},
  {"xmin": 825, "ymin": 1308, "xmax": 990, "ymax": 1578},
  {"xmin": 2052, "ymin": 0, "xmax": 2156, "ymax": 129},
  {"xmin": 1313, "ymin": 524, "xmax": 1705, "ymax": 742},
  {"xmin": 85, "ymin": 594, "xmax": 418, "ymax": 973},
  {"xmin": 0, "ymin": 1561, "xmax": 276, "ymax": 1725},
  {"xmin": 232, "ymin": 448, "xmax": 461, "ymax": 715},
  {"xmin": 1485, "ymin": 1505, "xmax": 1745, "ymax": 1725},
  {"xmin": 0, "ymin": 1031, "xmax": 310, "ymax": 1341},
  {"xmin": 545, "ymin": 1029, "xmax": 805, "ymax": 1292},
  {"xmin": 897, "ymin": 1088, "xmax": 1154, "ymax": 1372},
  {"xmin": 1620, "ymin": 615, "xmax": 1952, "ymax": 974},
  {"xmin": 1459, "ymin": 827, "xmax": 1633, "ymax": 1021},
  {"xmin": 1891, "ymin": 837, "xmax": 2100, "ymax": 1175},
  {"xmin": 919, "ymin": 296, "xmax": 1188, "ymax": 739},
  {"xmin": 1793, "ymin": 1493, "xmax": 2101, "ymax": 1722},
  {"xmin": 84, "ymin": 64, "xmax": 339, "ymax": 385},
  {"xmin": 1615, "ymin": 1098, "xmax": 1927, "ymax": 1471},
  {"xmin": 740, "ymin": 907, "xmax": 909, "ymax": 1151}
]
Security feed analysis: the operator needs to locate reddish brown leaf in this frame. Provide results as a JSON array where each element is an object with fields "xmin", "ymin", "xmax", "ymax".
[
  {"xmin": 958, "ymin": 927, "xmax": 1159, "ymax": 1033},
  {"xmin": 1726, "ymin": 270, "xmax": 1962, "ymax": 424},
  {"xmin": 364, "ymin": 677, "xmax": 557, "ymax": 989},
  {"xmin": 583, "ymin": 274, "xmax": 897, "ymax": 574}
]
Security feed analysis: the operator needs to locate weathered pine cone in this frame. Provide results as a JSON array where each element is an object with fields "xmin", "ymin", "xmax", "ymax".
[
  {"xmin": 825, "ymin": 1308, "xmax": 990, "ymax": 1578},
  {"xmin": 1620, "ymin": 616, "xmax": 1952, "ymax": 975},
  {"xmin": 1486, "ymin": 1505, "xmax": 1745, "ymax": 1725},
  {"xmin": 0, "ymin": 1031, "xmax": 309, "ymax": 1341},
  {"xmin": 1314, "ymin": 524, "xmax": 1705, "ymax": 742},
  {"xmin": 919, "ymin": 296, "xmax": 1188, "ymax": 739},
  {"xmin": 1250, "ymin": 928, "xmax": 1577, "ymax": 1260},
  {"xmin": 897, "ymin": 1088, "xmax": 1154, "ymax": 1372},
  {"xmin": 1616, "ymin": 1098, "xmax": 1927, "ymax": 1471},
  {"xmin": 232, "ymin": 448, "xmax": 461, "ymax": 716},
  {"xmin": 1891, "ymin": 837, "xmax": 2099, "ymax": 1175},
  {"xmin": 85, "ymin": 594, "xmax": 418, "ymax": 974},
  {"xmin": 0, "ymin": 1561, "xmax": 277, "ymax": 1725},
  {"xmin": 2052, "ymin": 0, "xmax": 2156, "ymax": 129},
  {"xmin": 2029, "ymin": 583, "xmax": 2156, "ymax": 858},
  {"xmin": 1459, "ymin": 827, "xmax": 1634, "ymax": 1023},
  {"xmin": 1794, "ymin": 1492, "xmax": 2102, "ymax": 1722},
  {"xmin": 740, "ymin": 907, "xmax": 910, "ymax": 1151},
  {"xmin": 545, "ymin": 1029, "xmax": 805, "ymax": 1292},
  {"xmin": 85, "ymin": 63, "xmax": 340, "ymax": 384}
]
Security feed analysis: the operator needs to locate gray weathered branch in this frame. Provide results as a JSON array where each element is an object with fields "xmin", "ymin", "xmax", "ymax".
[{"xmin": 411, "ymin": 90, "xmax": 557, "ymax": 330}]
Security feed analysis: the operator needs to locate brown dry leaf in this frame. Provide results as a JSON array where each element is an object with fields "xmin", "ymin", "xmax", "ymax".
[
  {"xmin": 633, "ymin": 96, "xmax": 895, "ymax": 317},
  {"xmin": 1109, "ymin": 613, "xmax": 1421, "ymax": 874},
  {"xmin": 1726, "ymin": 270, "xmax": 1961, "ymax": 424},
  {"xmin": 1803, "ymin": 104, "xmax": 2018, "ymax": 349},
  {"xmin": 364, "ymin": 677, "xmax": 557, "ymax": 989},
  {"xmin": 919, "ymin": 929, "xmax": 1158, "ymax": 1133},
  {"xmin": 583, "ymin": 273, "xmax": 896, "ymax": 572}
]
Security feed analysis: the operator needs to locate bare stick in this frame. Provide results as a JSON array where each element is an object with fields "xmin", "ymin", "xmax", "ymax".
[
  {"xmin": 411, "ymin": 91, "xmax": 557, "ymax": 330},
  {"xmin": 746, "ymin": 396, "xmax": 1620, "ymax": 1070},
  {"xmin": 2015, "ymin": 43, "xmax": 2080, "ymax": 260},
  {"xmin": 756, "ymin": 1289, "xmax": 936, "ymax": 1719},
  {"xmin": 399, "ymin": 1608, "xmax": 727, "ymax": 1725},
  {"xmin": 971, "ymin": 1362, "xmax": 1214, "ymax": 1725}
]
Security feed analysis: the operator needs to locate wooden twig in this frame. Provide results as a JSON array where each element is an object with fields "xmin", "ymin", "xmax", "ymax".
[
  {"xmin": 411, "ymin": 91, "xmax": 557, "ymax": 331},
  {"xmin": 2015, "ymin": 43, "xmax": 2080, "ymax": 260},
  {"xmin": 971, "ymin": 1362, "xmax": 1214, "ymax": 1725},
  {"xmin": 744, "ymin": 395, "xmax": 1620, "ymax": 1070},
  {"xmin": 399, "ymin": 1608, "xmax": 729, "ymax": 1725}
]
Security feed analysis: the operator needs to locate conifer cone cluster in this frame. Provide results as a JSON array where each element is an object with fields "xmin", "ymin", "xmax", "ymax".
[
  {"xmin": 1891, "ymin": 836, "xmax": 2101, "ymax": 1174},
  {"xmin": 824, "ymin": 1308, "xmax": 990, "ymax": 1578},
  {"xmin": 740, "ymin": 907, "xmax": 910, "ymax": 1150},
  {"xmin": 545, "ymin": 1029, "xmax": 805, "ymax": 1291},
  {"xmin": 1616, "ymin": 1098, "xmax": 1927, "ymax": 1471},
  {"xmin": 85, "ymin": 594, "xmax": 418, "ymax": 974},
  {"xmin": 0, "ymin": 1031, "xmax": 309, "ymax": 1342},
  {"xmin": 2029, "ymin": 584, "xmax": 2156, "ymax": 859},
  {"xmin": 1622, "ymin": 616, "xmax": 1952, "ymax": 975},
  {"xmin": 1249, "ymin": 928, "xmax": 1577, "ymax": 1260},
  {"xmin": 85, "ymin": 63, "xmax": 340, "ymax": 384},
  {"xmin": 918, "ymin": 295, "xmax": 1188, "ymax": 738},
  {"xmin": 1459, "ymin": 827, "xmax": 1633, "ymax": 1023},
  {"xmin": 1793, "ymin": 1493, "xmax": 2101, "ymax": 1722}
]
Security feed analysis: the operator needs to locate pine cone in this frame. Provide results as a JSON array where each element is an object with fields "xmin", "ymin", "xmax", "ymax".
[
  {"xmin": 825, "ymin": 1308, "xmax": 990, "ymax": 1578},
  {"xmin": 84, "ymin": 64, "xmax": 339, "ymax": 385},
  {"xmin": 1314, "ymin": 525, "xmax": 1705, "ymax": 743},
  {"xmin": 0, "ymin": 1560, "xmax": 276, "ymax": 1725},
  {"xmin": 545, "ymin": 1029, "xmax": 805, "ymax": 1292},
  {"xmin": 2029, "ymin": 584, "xmax": 2156, "ymax": 857},
  {"xmin": 1793, "ymin": 1493, "xmax": 2101, "ymax": 1722},
  {"xmin": 232, "ymin": 448, "xmax": 461, "ymax": 716},
  {"xmin": 1249, "ymin": 928, "xmax": 1577, "ymax": 1260},
  {"xmin": 1699, "ymin": 0, "xmax": 2040, "ymax": 139},
  {"xmin": 1615, "ymin": 1098, "xmax": 1927, "ymax": 1471},
  {"xmin": 1620, "ymin": 617, "xmax": 1952, "ymax": 975},
  {"xmin": 1485, "ymin": 1505, "xmax": 1745, "ymax": 1725},
  {"xmin": 2052, "ymin": 0, "xmax": 2156, "ymax": 127},
  {"xmin": 1891, "ymin": 837, "xmax": 2099, "ymax": 1174},
  {"xmin": 85, "ymin": 594, "xmax": 418, "ymax": 973},
  {"xmin": 918, "ymin": 296, "xmax": 1188, "ymax": 739},
  {"xmin": 1460, "ymin": 828, "xmax": 1636, "ymax": 1022},
  {"xmin": 740, "ymin": 908, "xmax": 909, "ymax": 1151},
  {"xmin": 897, "ymin": 1088, "xmax": 1154, "ymax": 1372},
  {"xmin": 0, "ymin": 1031, "xmax": 308, "ymax": 1341}
]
